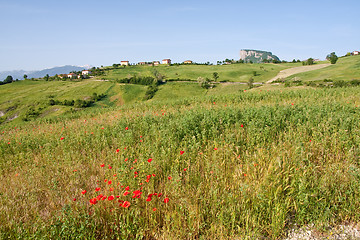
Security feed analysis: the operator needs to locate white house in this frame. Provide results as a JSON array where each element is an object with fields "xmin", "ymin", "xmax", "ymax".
[
  {"xmin": 68, "ymin": 73, "xmax": 77, "ymax": 78},
  {"xmin": 352, "ymin": 51, "xmax": 359, "ymax": 56},
  {"xmin": 162, "ymin": 59, "xmax": 171, "ymax": 64},
  {"xmin": 82, "ymin": 70, "xmax": 92, "ymax": 75},
  {"xmin": 121, "ymin": 61, "xmax": 129, "ymax": 66},
  {"xmin": 153, "ymin": 61, "xmax": 160, "ymax": 66}
]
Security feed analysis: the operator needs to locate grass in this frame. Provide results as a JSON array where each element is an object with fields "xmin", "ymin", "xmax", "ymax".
[
  {"xmin": 284, "ymin": 55, "xmax": 360, "ymax": 82},
  {"xmin": 103, "ymin": 63, "xmax": 294, "ymax": 83},
  {"xmin": 1, "ymin": 83, "xmax": 360, "ymax": 239}
]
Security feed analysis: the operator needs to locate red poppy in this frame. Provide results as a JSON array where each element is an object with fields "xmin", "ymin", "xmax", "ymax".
[
  {"xmin": 132, "ymin": 190, "xmax": 142, "ymax": 198},
  {"xmin": 148, "ymin": 158, "xmax": 152, "ymax": 163},
  {"xmin": 95, "ymin": 187, "xmax": 101, "ymax": 191},
  {"xmin": 168, "ymin": 176, "xmax": 172, "ymax": 180},
  {"xmin": 146, "ymin": 197, "xmax": 152, "ymax": 202},
  {"xmin": 214, "ymin": 148, "xmax": 218, "ymax": 150},
  {"xmin": 152, "ymin": 208, "xmax": 157, "ymax": 211},
  {"xmin": 116, "ymin": 149, "xmax": 120, "ymax": 153},
  {"xmin": 125, "ymin": 186, "xmax": 130, "ymax": 191},
  {"xmin": 152, "ymin": 174, "xmax": 156, "ymax": 177},
  {"xmin": 240, "ymin": 124, "xmax": 244, "ymax": 128},
  {"xmin": 96, "ymin": 194, "xmax": 103, "ymax": 200},
  {"xmin": 108, "ymin": 180, "xmax": 112, "ymax": 185},
  {"xmin": 157, "ymin": 193, "xmax": 162, "ymax": 197},
  {"xmin": 109, "ymin": 188, "xmax": 114, "ymax": 191},
  {"xmin": 183, "ymin": 168, "xmax": 187, "ymax": 171},
  {"xmin": 60, "ymin": 137, "xmax": 64, "ymax": 140},
  {"xmin": 108, "ymin": 196, "xmax": 114, "ymax": 201},
  {"xmin": 89, "ymin": 198, "xmax": 98, "ymax": 205},
  {"xmin": 180, "ymin": 151, "xmax": 185, "ymax": 155},
  {"xmin": 108, "ymin": 166, "xmax": 112, "ymax": 169},
  {"xmin": 100, "ymin": 164, "xmax": 105, "ymax": 167},
  {"xmin": 73, "ymin": 198, "xmax": 76, "ymax": 201},
  {"xmin": 123, "ymin": 191, "xmax": 130, "ymax": 196},
  {"xmin": 122, "ymin": 201, "xmax": 130, "ymax": 208},
  {"xmin": 164, "ymin": 198, "xmax": 169, "ymax": 203},
  {"xmin": 81, "ymin": 190, "xmax": 87, "ymax": 195},
  {"xmin": 125, "ymin": 127, "xmax": 128, "ymax": 130},
  {"xmin": 104, "ymin": 179, "xmax": 107, "ymax": 182},
  {"xmin": 101, "ymin": 196, "xmax": 107, "ymax": 200}
]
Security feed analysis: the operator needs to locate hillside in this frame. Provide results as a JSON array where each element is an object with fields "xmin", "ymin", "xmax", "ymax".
[
  {"xmin": 240, "ymin": 49, "xmax": 280, "ymax": 63},
  {"xmin": 1, "ymin": 84, "xmax": 360, "ymax": 239},
  {"xmin": 102, "ymin": 63, "xmax": 295, "ymax": 83},
  {"xmin": 283, "ymin": 55, "xmax": 360, "ymax": 82}
]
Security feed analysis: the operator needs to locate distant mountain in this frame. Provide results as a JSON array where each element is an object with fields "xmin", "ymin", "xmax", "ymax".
[
  {"xmin": 0, "ymin": 65, "xmax": 90, "ymax": 81},
  {"xmin": 240, "ymin": 49, "xmax": 280, "ymax": 63}
]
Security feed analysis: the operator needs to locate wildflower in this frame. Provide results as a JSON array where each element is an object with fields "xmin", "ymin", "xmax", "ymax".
[
  {"xmin": 95, "ymin": 187, "xmax": 101, "ymax": 192},
  {"xmin": 101, "ymin": 196, "xmax": 107, "ymax": 200},
  {"xmin": 146, "ymin": 197, "xmax": 152, "ymax": 202},
  {"xmin": 180, "ymin": 151, "xmax": 185, "ymax": 155},
  {"xmin": 157, "ymin": 193, "xmax": 162, "ymax": 197},
  {"xmin": 153, "ymin": 208, "xmax": 157, "ymax": 211},
  {"xmin": 132, "ymin": 190, "xmax": 142, "ymax": 198},
  {"xmin": 214, "ymin": 148, "xmax": 218, "ymax": 150},
  {"xmin": 183, "ymin": 168, "xmax": 187, "ymax": 171},
  {"xmin": 108, "ymin": 196, "xmax": 114, "ymax": 201},
  {"xmin": 108, "ymin": 180, "xmax": 112, "ymax": 185},
  {"xmin": 109, "ymin": 188, "xmax": 114, "ymax": 191},
  {"xmin": 73, "ymin": 198, "xmax": 76, "ymax": 201},
  {"xmin": 108, "ymin": 165, "xmax": 112, "ymax": 169},
  {"xmin": 125, "ymin": 127, "xmax": 128, "ymax": 130},
  {"xmin": 104, "ymin": 179, "xmax": 107, "ymax": 182},
  {"xmin": 90, "ymin": 198, "xmax": 98, "ymax": 205},
  {"xmin": 81, "ymin": 190, "xmax": 87, "ymax": 195},
  {"xmin": 152, "ymin": 174, "xmax": 155, "ymax": 177},
  {"xmin": 164, "ymin": 198, "xmax": 169, "ymax": 203},
  {"xmin": 122, "ymin": 201, "xmax": 131, "ymax": 208},
  {"xmin": 168, "ymin": 176, "xmax": 172, "ymax": 180},
  {"xmin": 123, "ymin": 191, "xmax": 130, "ymax": 196},
  {"xmin": 116, "ymin": 149, "xmax": 120, "ymax": 153},
  {"xmin": 240, "ymin": 124, "xmax": 244, "ymax": 128},
  {"xmin": 100, "ymin": 164, "xmax": 105, "ymax": 167},
  {"xmin": 125, "ymin": 186, "xmax": 130, "ymax": 191},
  {"xmin": 148, "ymin": 158, "xmax": 152, "ymax": 163},
  {"xmin": 60, "ymin": 137, "xmax": 64, "ymax": 140}
]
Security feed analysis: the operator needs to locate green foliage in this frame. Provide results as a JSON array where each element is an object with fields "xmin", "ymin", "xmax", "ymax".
[
  {"xmin": 143, "ymin": 83, "xmax": 159, "ymax": 100},
  {"xmin": 247, "ymin": 77, "xmax": 254, "ymax": 89},
  {"xmin": 327, "ymin": 52, "xmax": 338, "ymax": 64}
]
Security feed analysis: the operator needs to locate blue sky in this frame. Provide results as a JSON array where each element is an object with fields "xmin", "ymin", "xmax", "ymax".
[{"xmin": 0, "ymin": 0, "xmax": 359, "ymax": 71}]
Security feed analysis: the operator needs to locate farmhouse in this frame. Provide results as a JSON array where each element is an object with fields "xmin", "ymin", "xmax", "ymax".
[
  {"xmin": 138, "ymin": 62, "xmax": 146, "ymax": 65},
  {"xmin": 82, "ymin": 70, "xmax": 92, "ymax": 75},
  {"xmin": 183, "ymin": 60, "xmax": 193, "ymax": 64},
  {"xmin": 351, "ymin": 51, "xmax": 359, "ymax": 56},
  {"xmin": 67, "ymin": 73, "xmax": 78, "ymax": 78},
  {"xmin": 162, "ymin": 59, "xmax": 171, "ymax": 64},
  {"xmin": 121, "ymin": 61, "xmax": 129, "ymax": 66},
  {"xmin": 153, "ymin": 61, "xmax": 160, "ymax": 66}
]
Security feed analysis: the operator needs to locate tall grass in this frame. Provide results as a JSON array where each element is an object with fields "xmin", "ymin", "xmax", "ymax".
[{"xmin": 0, "ymin": 87, "xmax": 360, "ymax": 239}]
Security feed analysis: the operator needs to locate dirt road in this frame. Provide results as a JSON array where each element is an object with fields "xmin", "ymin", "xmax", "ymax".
[{"xmin": 266, "ymin": 63, "xmax": 331, "ymax": 83}]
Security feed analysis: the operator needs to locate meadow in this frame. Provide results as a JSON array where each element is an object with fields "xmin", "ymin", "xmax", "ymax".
[
  {"xmin": 102, "ymin": 63, "xmax": 298, "ymax": 83},
  {"xmin": 1, "ymin": 83, "xmax": 360, "ymax": 239},
  {"xmin": 284, "ymin": 55, "xmax": 360, "ymax": 82}
]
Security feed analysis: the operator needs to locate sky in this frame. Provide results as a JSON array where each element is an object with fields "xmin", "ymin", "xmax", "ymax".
[{"xmin": 0, "ymin": 0, "xmax": 359, "ymax": 71}]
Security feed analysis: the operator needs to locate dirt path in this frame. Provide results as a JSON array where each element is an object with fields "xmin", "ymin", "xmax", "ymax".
[{"xmin": 266, "ymin": 63, "xmax": 331, "ymax": 83}]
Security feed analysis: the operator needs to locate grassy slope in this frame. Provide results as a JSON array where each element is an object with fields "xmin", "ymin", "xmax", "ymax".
[
  {"xmin": 103, "ymin": 63, "xmax": 297, "ymax": 83},
  {"xmin": 284, "ymin": 55, "xmax": 360, "ymax": 82},
  {"xmin": 1, "ymin": 86, "xmax": 360, "ymax": 239}
]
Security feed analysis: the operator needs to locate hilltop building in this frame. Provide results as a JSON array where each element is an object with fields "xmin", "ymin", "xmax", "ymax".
[
  {"xmin": 121, "ymin": 61, "xmax": 129, "ymax": 66},
  {"xmin": 82, "ymin": 70, "xmax": 91, "ymax": 75},
  {"xmin": 153, "ymin": 61, "xmax": 160, "ymax": 66},
  {"xmin": 162, "ymin": 59, "xmax": 171, "ymax": 64},
  {"xmin": 183, "ymin": 60, "xmax": 193, "ymax": 64},
  {"xmin": 351, "ymin": 51, "xmax": 359, "ymax": 56}
]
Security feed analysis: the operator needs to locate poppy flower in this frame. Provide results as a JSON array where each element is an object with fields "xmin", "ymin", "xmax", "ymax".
[
  {"xmin": 146, "ymin": 197, "xmax": 152, "ymax": 202},
  {"xmin": 123, "ymin": 191, "xmax": 130, "ymax": 196},
  {"xmin": 168, "ymin": 176, "xmax": 172, "ymax": 180},
  {"xmin": 214, "ymin": 148, "xmax": 218, "ymax": 150},
  {"xmin": 164, "ymin": 198, "xmax": 169, "ymax": 203},
  {"xmin": 60, "ymin": 137, "xmax": 64, "ymax": 140},
  {"xmin": 95, "ymin": 187, "xmax": 101, "ymax": 191},
  {"xmin": 157, "ymin": 193, "xmax": 162, "ymax": 197},
  {"xmin": 100, "ymin": 164, "xmax": 105, "ymax": 167},
  {"xmin": 180, "ymin": 151, "xmax": 185, "ymax": 155},
  {"xmin": 89, "ymin": 198, "xmax": 98, "ymax": 205},
  {"xmin": 125, "ymin": 186, "xmax": 130, "ymax": 191},
  {"xmin": 152, "ymin": 174, "xmax": 156, "ymax": 177},
  {"xmin": 109, "ymin": 188, "xmax": 114, "ymax": 191},
  {"xmin": 108, "ymin": 180, "xmax": 112, "ymax": 185},
  {"xmin": 73, "ymin": 198, "xmax": 76, "ymax": 201},
  {"xmin": 147, "ymin": 158, "xmax": 152, "ymax": 163},
  {"xmin": 240, "ymin": 124, "xmax": 244, "ymax": 128},
  {"xmin": 104, "ymin": 179, "xmax": 107, "ymax": 182},
  {"xmin": 152, "ymin": 208, "xmax": 157, "ymax": 211},
  {"xmin": 184, "ymin": 168, "xmax": 187, "ymax": 171},
  {"xmin": 81, "ymin": 190, "xmax": 87, "ymax": 195},
  {"xmin": 122, "ymin": 201, "xmax": 130, "ymax": 208},
  {"xmin": 108, "ymin": 166, "xmax": 112, "ymax": 169},
  {"xmin": 116, "ymin": 149, "xmax": 120, "ymax": 153},
  {"xmin": 108, "ymin": 196, "xmax": 114, "ymax": 201},
  {"xmin": 125, "ymin": 127, "xmax": 128, "ymax": 130},
  {"xmin": 96, "ymin": 194, "xmax": 103, "ymax": 200}
]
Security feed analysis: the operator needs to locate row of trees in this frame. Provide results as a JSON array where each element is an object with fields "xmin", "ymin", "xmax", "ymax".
[{"xmin": 49, "ymin": 93, "xmax": 106, "ymax": 108}]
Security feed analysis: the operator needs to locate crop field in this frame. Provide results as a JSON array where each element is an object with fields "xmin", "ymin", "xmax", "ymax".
[
  {"xmin": 103, "ymin": 63, "xmax": 296, "ymax": 83},
  {"xmin": 1, "ymin": 84, "xmax": 360, "ymax": 239}
]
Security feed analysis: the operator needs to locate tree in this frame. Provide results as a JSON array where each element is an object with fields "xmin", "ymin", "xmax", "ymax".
[
  {"xmin": 326, "ymin": 52, "xmax": 338, "ymax": 64},
  {"xmin": 4, "ymin": 75, "xmax": 13, "ymax": 84},
  {"xmin": 306, "ymin": 58, "xmax": 314, "ymax": 65},
  {"xmin": 213, "ymin": 72, "xmax": 219, "ymax": 82},
  {"xmin": 23, "ymin": 74, "xmax": 28, "ymax": 80},
  {"xmin": 44, "ymin": 74, "xmax": 50, "ymax": 81},
  {"xmin": 247, "ymin": 77, "xmax": 254, "ymax": 89}
]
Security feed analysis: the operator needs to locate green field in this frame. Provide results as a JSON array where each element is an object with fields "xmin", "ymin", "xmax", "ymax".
[
  {"xmin": 103, "ymin": 63, "xmax": 296, "ymax": 83},
  {"xmin": 284, "ymin": 55, "xmax": 360, "ymax": 82},
  {"xmin": 1, "ymin": 59, "xmax": 360, "ymax": 239}
]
